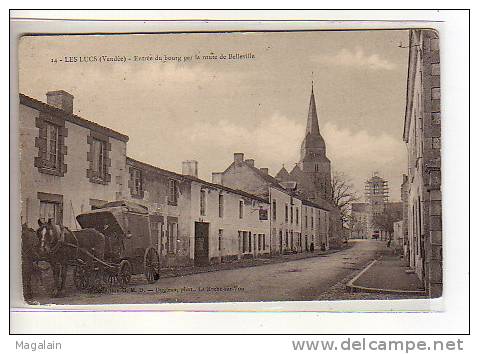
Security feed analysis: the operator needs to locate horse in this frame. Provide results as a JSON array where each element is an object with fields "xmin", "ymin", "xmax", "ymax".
[
  {"xmin": 21, "ymin": 224, "xmax": 43, "ymax": 300},
  {"xmin": 36, "ymin": 219, "xmax": 106, "ymax": 297}
]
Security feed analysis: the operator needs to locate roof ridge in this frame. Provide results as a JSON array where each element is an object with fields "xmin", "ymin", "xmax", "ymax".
[{"xmin": 19, "ymin": 93, "xmax": 129, "ymax": 142}]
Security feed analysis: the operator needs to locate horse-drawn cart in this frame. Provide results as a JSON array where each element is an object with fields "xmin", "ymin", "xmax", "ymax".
[{"xmin": 72, "ymin": 200, "xmax": 160, "ymax": 290}]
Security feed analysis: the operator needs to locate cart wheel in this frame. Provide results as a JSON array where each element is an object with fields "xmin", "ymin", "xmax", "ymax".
[
  {"xmin": 103, "ymin": 271, "xmax": 118, "ymax": 286},
  {"xmin": 118, "ymin": 260, "xmax": 132, "ymax": 286},
  {"xmin": 73, "ymin": 265, "xmax": 89, "ymax": 290},
  {"xmin": 144, "ymin": 247, "xmax": 160, "ymax": 284}
]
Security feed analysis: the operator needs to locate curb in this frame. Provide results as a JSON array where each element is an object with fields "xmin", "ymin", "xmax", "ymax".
[
  {"xmin": 346, "ymin": 259, "xmax": 427, "ymax": 296},
  {"xmin": 157, "ymin": 244, "xmax": 354, "ymax": 280}
]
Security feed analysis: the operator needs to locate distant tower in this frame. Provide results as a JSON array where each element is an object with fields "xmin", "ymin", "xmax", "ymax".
[
  {"xmin": 297, "ymin": 82, "xmax": 332, "ymax": 200},
  {"xmin": 362, "ymin": 173, "xmax": 390, "ymax": 239},
  {"xmin": 365, "ymin": 172, "xmax": 389, "ymax": 217}
]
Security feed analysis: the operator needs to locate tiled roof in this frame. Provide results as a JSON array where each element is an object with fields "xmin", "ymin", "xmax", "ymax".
[
  {"xmin": 275, "ymin": 166, "xmax": 291, "ymax": 181},
  {"xmin": 19, "ymin": 93, "xmax": 129, "ymax": 142},
  {"xmin": 127, "ymin": 157, "xmax": 269, "ymax": 204}
]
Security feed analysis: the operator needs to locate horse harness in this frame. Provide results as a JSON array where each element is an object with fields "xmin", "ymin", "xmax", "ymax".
[{"xmin": 49, "ymin": 225, "xmax": 80, "ymax": 259}]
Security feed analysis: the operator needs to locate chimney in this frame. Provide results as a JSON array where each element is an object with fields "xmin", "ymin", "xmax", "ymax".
[
  {"xmin": 233, "ymin": 153, "xmax": 244, "ymax": 164},
  {"xmin": 46, "ymin": 90, "xmax": 74, "ymax": 114},
  {"xmin": 212, "ymin": 172, "xmax": 223, "ymax": 185},
  {"xmin": 245, "ymin": 159, "xmax": 255, "ymax": 167},
  {"xmin": 260, "ymin": 167, "xmax": 269, "ymax": 175},
  {"xmin": 182, "ymin": 160, "xmax": 198, "ymax": 178}
]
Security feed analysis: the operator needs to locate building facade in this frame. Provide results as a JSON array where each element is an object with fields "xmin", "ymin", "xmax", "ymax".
[
  {"xmin": 188, "ymin": 172, "xmax": 270, "ymax": 265},
  {"xmin": 403, "ymin": 29, "xmax": 442, "ymax": 297},
  {"xmin": 126, "ymin": 157, "xmax": 270, "ymax": 266},
  {"xmin": 350, "ymin": 203, "xmax": 368, "ymax": 239},
  {"xmin": 400, "ymin": 174, "xmax": 410, "ymax": 261},
  {"xmin": 126, "ymin": 157, "xmax": 191, "ymax": 267},
  {"xmin": 19, "ymin": 91, "xmax": 129, "ymax": 230},
  {"xmin": 392, "ymin": 220, "xmax": 404, "ymax": 253},
  {"xmin": 215, "ymin": 153, "xmax": 332, "ymax": 254}
]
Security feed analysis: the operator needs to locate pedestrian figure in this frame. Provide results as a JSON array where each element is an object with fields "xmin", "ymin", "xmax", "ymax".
[{"xmin": 310, "ymin": 242, "xmax": 314, "ymax": 253}]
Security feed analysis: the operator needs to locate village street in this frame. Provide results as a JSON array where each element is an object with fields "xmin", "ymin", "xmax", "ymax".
[{"xmin": 37, "ymin": 240, "xmax": 387, "ymax": 305}]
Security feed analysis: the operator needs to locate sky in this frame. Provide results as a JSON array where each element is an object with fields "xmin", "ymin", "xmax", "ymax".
[{"xmin": 19, "ymin": 30, "xmax": 410, "ymax": 201}]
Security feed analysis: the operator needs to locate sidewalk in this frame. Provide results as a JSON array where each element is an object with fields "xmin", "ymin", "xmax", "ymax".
[
  {"xmin": 346, "ymin": 249, "xmax": 426, "ymax": 296},
  {"xmin": 157, "ymin": 243, "xmax": 352, "ymax": 280}
]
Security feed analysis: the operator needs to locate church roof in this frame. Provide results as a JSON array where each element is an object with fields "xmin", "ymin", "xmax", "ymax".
[
  {"xmin": 275, "ymin": 166, "xmax": 291, "ymax": 181},
  {"xmin": 289, "ymin": 164, "xmax": 303, "ymax": 178},
  {"xmin": 302, "ymin": 85, "xmax": 326, "ymax": 150}
]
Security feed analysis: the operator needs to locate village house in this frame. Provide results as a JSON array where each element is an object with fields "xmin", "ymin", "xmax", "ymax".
[
  {"xmin": 212, "ymin": 153, "xmax": 331, "ymax": 254},
  {"xmin": 301, "ymin": 199, "xmax": 329, "ymax": 252},
  {"xmin": 126, "ymin": 157, "xmax": 190, "ymax": 267},
  {"xmin": 19, "ymin": 91, "xmax": 129, "ymax": 230},
  {"xmin": 126, "ymin": 158, "xmax": 270, "ymax": 267},
  {"xmin": 350, "ymin": 203, "xmax": 368, "ymax": 239},
  {"xmin": 392, "ymin": 220, "xmax": 404, "ymax": 254},
  {"xmin": 400, "ymin": 174, "xmax": 410, "ymax": 260},
  {"xmin": 403, "ymin": 29, "xmax": 442, "ymax": 297}
]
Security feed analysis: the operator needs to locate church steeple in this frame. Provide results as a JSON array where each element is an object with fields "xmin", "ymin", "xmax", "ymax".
[
  {"xmin": 288, "ymin": 80, "xmax": 333, "ymax": 202},
  {"xmin": 306, "ymin": 81, "xmax": 321, "ymax": 137},
  {"xmin": 300, "ymin": 83, "xmax": 326, "ymax": 160}
]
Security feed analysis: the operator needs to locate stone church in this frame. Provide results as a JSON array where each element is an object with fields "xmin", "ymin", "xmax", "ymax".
[{"xmin": 275, "ymin": 84, "xmax": 332, "ymax": 206}]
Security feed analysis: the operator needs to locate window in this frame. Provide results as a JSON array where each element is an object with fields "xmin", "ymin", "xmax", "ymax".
[
  {"xmin": 290, "ymin": 205, "xmax": 293, "ymax": 223},
  {"xmin": 285, "ymin": 204, "xmax": 288, "ymax": 222},
  {"xmin": 242, "ymin": 231, "xmax": 248, "ymax": 253},
  {"xmin": 39, "ymin": 201, "xmax": 61, "ymax": 224},
  {"xmin": 219, "ymin": 194, "xmax": 224, "ymax": 218},
  {"xmin": 130, "ymin": 168, "xmax": 143, "ymax": 197},
  {"xmin": 259, "ymin": 234, "xmax": 266, "ymax": 251},
  {"xmin": 218, "ymin": 229, "xmax": 223, "ymax": 251},
  {"xmin": 168, "ymin": 179, "xmax": 179, "ymax": 206},
  {"xmin": 45, "ymin": 122, "xmax": 59, "ymax": 169},
  {"xmin": 305, "ymin": 209, "xmax": 308, "ymax": 228},
  {"xmin": 272, "ymin": 199, "xmax": 277, "ymax": 220},
  {"xmin": 285, "ymin": 230, "xmax": 289, "ymax": 247},
  {"xmin": 239, "ymin": 200, "xmax": 244, "ymax": 219},
  {"xmin": 296, "ymin": 208, "xmax": 299, "ymax": 225},
  {"xmin": 315, "ymin": 163, "xmax": 319, "ymax": 172},
  {"xmin": 311, "ymin": 214, "xmax": 314, "ymax": 230},
  {"xmin": 91, "ymin": 138, "xmax": 107, "ymax": 180},
  {"xmin": 167, "ymin": 222, "xmax": 177, "ymax": 253},
  {"xmin": 248, "ymin": 232, "xmax": 252, "ymax": 252},
  {"xmin": 200, "ymin": 190, "xmax": 206, "ymax": 216},
  {"xmin": 87, "ymin": 132, "xmax": 110, "ymax": 184},
  {"xmin": 35, "ymin": 114, "xmax": 67, "ymax": 176},
  {"xmin": 238, "ymin": 231, "xmax": 242, "ymax": 253},
  {"xmin": 38, "ymin": 192, "xmax": 63, "ymax": 225}
]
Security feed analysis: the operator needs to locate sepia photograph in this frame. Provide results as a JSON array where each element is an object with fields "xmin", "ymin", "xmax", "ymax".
[{"xmin": 15, "ymin": 28, "xmax": 442, "ymax": 306}]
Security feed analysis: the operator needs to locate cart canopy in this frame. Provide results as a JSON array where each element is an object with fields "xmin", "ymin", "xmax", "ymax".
[{"xmin": 76, "ymin": 200, "xmax": 149, "ymax": 239}]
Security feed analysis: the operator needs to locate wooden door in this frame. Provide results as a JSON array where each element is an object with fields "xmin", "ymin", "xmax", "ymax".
[{"xmin": 194, "ymin": 222, "xmax": 209, "ymax": 266}]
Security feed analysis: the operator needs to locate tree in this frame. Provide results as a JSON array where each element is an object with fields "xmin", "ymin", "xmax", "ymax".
[
  {"xmin": 330, "ymin": 170, "xmax": 360, "ymax": 226},
  {"xmin": 372, "ymin": 204, "xmax": 403, "ymax": 237},
  {"xmin": 347, "ymin": 214, "xmax": 367, "ymax": 239}
]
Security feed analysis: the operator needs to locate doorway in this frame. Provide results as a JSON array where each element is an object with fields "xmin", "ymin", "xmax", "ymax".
[{"xmin": 194, "ymin": 222, "xmax": 209, "ymax": 266}]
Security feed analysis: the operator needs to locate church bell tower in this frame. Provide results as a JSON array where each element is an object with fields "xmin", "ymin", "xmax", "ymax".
[{"xmin": 298, "ymin": 82, "xmax": 332, "ymax": 200}]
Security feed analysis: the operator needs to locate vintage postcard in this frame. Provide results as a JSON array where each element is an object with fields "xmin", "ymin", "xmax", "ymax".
[{"xmin": 16, "ymin": 29, "xmax": 442, "ymax": 306}]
